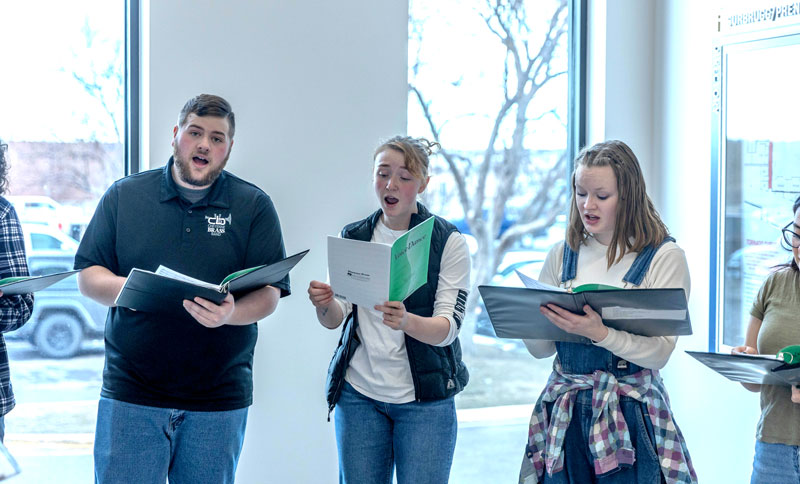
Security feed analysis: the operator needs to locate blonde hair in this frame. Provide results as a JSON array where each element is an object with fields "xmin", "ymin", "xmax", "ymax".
[
  {"xmin": 374, "ymin": 136, "xmax": 439, "ymax": 181},
  {"xmin": 567, "ymin": 140, "xmax": 669, "ymax": 268}
]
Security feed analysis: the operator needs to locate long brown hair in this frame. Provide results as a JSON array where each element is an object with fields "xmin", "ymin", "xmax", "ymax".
[
  {"xmin": 0, "ymin": 140, "xmax": 9, "ymax": 195},
  {"xmin": 567, "ymin": 140, "xmax": 669, "ymax": 268}
]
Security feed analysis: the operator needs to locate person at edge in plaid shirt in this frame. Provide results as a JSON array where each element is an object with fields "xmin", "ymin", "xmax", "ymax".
[
  {"xmin": 520, "ymin": 140, "xmax": 696, "ymax": 484},
  {"xmin": 0, "ymin": 140, "xmax": 35, "ymax": 443},
  {"xmin": 732, "ymin": 193, "xmax": 800, "ymax": 484}
]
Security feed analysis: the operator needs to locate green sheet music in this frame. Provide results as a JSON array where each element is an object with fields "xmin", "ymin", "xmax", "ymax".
[{"xmin": 388, "ymin": 217, "xmax": 434, "ymax": 301}]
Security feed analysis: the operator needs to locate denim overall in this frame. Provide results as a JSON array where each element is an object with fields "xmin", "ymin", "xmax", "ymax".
[{"xmin": 543, "ymin": 239, "xmax": 674, "ymax": 484}]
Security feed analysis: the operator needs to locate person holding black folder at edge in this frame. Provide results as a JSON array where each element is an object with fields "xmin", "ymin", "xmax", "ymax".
[
  {"xmin": 74, "ymin": 94, "xmax": 291, "ymax": 484},
  {"xmin": 519, "ymin": 140, "xmax": 696, "ymax": 484},
  {"xmin": 731, "ymin": 194, "xmax": 800, "ymax": 484},
  {"xmin": 308, "ymin": 136, "xmax": 470, "ymax": 484}
]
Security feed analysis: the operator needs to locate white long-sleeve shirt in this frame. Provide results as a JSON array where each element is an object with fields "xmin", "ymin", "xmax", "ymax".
[
  {"xmin": 334, "ymin": 218, "xmax": 471, "ymax": 404},
  {"xmin": 523, "ymin": 237, "xmax": 691, "ymax": 370}
]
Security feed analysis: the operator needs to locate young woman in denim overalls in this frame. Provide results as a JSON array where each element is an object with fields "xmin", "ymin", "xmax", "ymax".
[
  {"xmin": 733, "ymin": 194, "xmax": 800, "ymax": 484},
  {"xmin": 520, "ymin": 140, "xmax": 697, "ymax": 484}
]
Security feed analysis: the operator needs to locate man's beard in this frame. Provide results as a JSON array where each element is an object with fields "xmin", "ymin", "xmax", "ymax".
[{"xmin": 173, "ymin": 146, "xmax": 228, "ymax": 187}]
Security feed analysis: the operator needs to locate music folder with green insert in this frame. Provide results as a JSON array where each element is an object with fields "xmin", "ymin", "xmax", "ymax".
[
  {"xmin": 114, "ymin": 250, "xmax": 309, "ymax": 314},
  {"xmin": 478, "ymin": 273, "xmax": 691, "ymax": 343}
]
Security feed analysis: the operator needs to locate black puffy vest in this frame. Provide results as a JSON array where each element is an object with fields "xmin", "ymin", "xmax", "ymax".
[{"xmin": 325, "ymin": 203, "xmax": 469, "ymax": 416}]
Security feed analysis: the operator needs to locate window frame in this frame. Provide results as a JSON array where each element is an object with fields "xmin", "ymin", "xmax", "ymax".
[{"xmin": 125, "ymin": 0, "xmax": 141, "ymax": 175}]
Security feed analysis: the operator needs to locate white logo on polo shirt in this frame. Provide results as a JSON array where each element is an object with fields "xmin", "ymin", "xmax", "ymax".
[{"xmin": 205, "ymin": 213, "xmax": 231, "ymax": 237}]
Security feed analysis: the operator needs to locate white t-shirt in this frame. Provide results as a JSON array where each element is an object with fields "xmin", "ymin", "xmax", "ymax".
[
  {"xmin": 334, "ymin": 218, "xmax": 471, "ymax": 404},
  {"xmin": 523, "ymin": 237, "xmax": 691, "ymax": 369}
]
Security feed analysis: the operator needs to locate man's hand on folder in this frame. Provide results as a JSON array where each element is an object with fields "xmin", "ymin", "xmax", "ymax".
[
  {"xmin": 540, "ymin": 303, "xmax": 609, "ymax": 343},
  {"xmin": 183, "ymin": 292, "xmax": 235, "ymax": 328}
]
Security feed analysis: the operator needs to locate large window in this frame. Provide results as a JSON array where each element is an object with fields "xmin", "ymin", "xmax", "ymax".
[
  {"xmin": 408, "ymin": 1, "xmax": 579, "ymax": 480},
  {"xmin": 0, "ymin": 1, "xmax": 128, "ymax": 481},
  {"xmin": 710, "ymin": 28, "xmax": 800, "ymax": 350},
  {"xmin": 409, "ymin": 0, "xmax": 575, "ymax": 406}
]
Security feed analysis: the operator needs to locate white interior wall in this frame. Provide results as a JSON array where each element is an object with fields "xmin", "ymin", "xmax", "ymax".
[
  {"xmin": 589, "ymin": 0, "xmax": 657, "ymax": 203},
  {"xmin": 145, "ymin": 2, "xmax": 408, "ymax": 482}
]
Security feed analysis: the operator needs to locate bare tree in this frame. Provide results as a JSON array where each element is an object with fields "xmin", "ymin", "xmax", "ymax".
[
  {"xmin": 63, "ymin": 18, "xmax": 124, "ymax": 198},
  {"xmin": 409, "ymin": 0, "xmax": 571, "ymax": 325},
  {"xmin": 8, "ymin": 19, "xmax": 123, "ymax": 207},
  {"xmin": 71, "ymin": 18, "xmax": 124, "ymax": 143}
]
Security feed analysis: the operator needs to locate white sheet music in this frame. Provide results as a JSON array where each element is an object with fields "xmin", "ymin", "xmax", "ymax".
[
  {"xmin": 514, "ymin": 269, "xmax": 566, "ymax": 292},
  {"xmin": 155, "ymin": 265, "xmax": 220, "ymax": 291},
  {"xmin": 601, "ymin": 307, "xmax": 686, "ymax": 321},
  {"xmin": 328, "ymin": 236, "xmax": 391, "ymax": 309}
]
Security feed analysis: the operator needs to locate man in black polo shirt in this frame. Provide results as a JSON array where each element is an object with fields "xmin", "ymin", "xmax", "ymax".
[{"xmin": 75, "ymin": 94, "xmax": 289, "ymax": 484}]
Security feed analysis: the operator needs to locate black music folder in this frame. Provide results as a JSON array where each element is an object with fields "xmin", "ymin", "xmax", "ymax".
[
  {"xmin": 114, "ymin": 250, "xmax": 309, "ymax": 313},
  {"xmin": 686, "ymin": 351, "xmax": 800, "ymax": 386},
  {"xmin": 477, "ymin": 284, "xmax": 691, "ymax": 343}
]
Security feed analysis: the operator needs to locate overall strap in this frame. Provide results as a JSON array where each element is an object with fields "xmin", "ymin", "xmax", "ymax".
[
  {"xmin": 622, "ymin": 236, "xmax": 675, "ymax": 286},
  {"xmin": 560, "ymin": 242, "xmax": 579, "ymax": 284}
]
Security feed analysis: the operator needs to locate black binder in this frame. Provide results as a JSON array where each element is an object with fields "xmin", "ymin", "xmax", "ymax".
[
  {"xmin": 686, "ymin": 351, "xmax": 800, "ymax": 386},
  {"xmin": 478, "ymin": 285, "xmax": 692, "ymax": 343},
  {"xmin": 114, "ymin": 250, "xmax": 308, "ymax": 314}
]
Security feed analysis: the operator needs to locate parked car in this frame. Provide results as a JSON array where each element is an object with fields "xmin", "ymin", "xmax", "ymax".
[
  {"xmin": 5, "ymin": 251, "xmax": 105, "ymax": 359},
  {"xmin": 7, "ymin": 195, "xmax": 65, "ymax": 230},
  {"xmin": 8, "ymin": 196, "xmax": 89, "ymax": 240},
  {"xmin": 21, "ymin": 223, "xmax": 80, "ymax": 255}
]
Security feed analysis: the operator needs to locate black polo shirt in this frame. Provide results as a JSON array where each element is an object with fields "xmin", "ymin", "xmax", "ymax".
[{"xmin": 75, "ymin": 157, "xmax": 290, "ymax": 411}]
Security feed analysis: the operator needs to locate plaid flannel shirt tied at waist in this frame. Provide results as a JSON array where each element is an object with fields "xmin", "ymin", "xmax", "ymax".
[{"xmin": 520, "ymin": 359, "xmax": 697, "ymax": 484}]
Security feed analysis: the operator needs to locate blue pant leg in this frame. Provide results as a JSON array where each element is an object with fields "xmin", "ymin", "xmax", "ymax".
[
  {"xmin": 595, "ymin": 399, "xmax": 662, "ymax": 484},
  {"xmin": 94, "ymin": 397, "xmax": 171, "ymax": 484},
  {"xmin": 542, "ymin": 399, "xmax": 594, "ymax": 484},
  {"xmin": 391, "ymin": 396, "xmax": 457, "ymax": 484},
  {"xmin": 751, "ymin": 440, "xmax": 800, "ymax": 484},
  {"xmin": 334, "ymin": 383, "xmax": 393, "ymax": 484},
  {"xmin": 167, "ymin": 406, "xmax": 248, "ymax": 484}
]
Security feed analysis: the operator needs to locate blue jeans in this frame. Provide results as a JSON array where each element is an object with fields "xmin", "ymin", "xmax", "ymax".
[
  {"xmin": 94, "ymin": 397, "xmax": 248, "ymax": 484},
  {"xmin": 335, "ymin": 382, "xmax": 457, "ymax": 484},
  {"xmin": 751, "ymin": 440, "xmax": 800, "ymax": 484}
]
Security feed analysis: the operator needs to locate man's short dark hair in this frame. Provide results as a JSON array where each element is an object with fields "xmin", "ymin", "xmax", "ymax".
[{"xmin": 178, "ymin": 94, "xmax": 235, "ymax": 138}]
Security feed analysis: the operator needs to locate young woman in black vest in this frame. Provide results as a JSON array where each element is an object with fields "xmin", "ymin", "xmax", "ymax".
[{"xmin": 308, "ymin": 136, "xmax": 470, "ymax": 484}]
